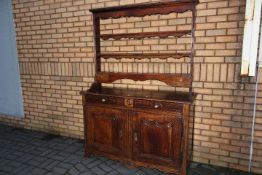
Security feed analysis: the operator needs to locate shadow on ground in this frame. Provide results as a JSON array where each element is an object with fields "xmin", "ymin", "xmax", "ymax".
[{"xmin": 0, "ymin": 124, "xmax": 255, "ymax": 175}]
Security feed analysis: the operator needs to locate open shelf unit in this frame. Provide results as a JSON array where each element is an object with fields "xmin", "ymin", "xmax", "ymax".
[{"xmin": 89, "ymin": 0, "xmax": 197, "ymax": 98}]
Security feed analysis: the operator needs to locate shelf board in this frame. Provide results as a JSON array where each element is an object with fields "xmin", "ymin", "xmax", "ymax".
[
  {"xmin": 90, "ymin": 0, "xmax": 199, "ymax": 19},
  {"xmin": 99, "ymin": 52, "xmax": 191, "ymax": 60},
  {"xmin": 95, "ymin": 72, "xmax": 192, "ymax": 88},
  {"xmin": 101, "ymin": 30, "xmax": 191, "ymax": 40},
  {"xmin": 82, "ymin": 87, "xmax": 194, "ymax": 104}
]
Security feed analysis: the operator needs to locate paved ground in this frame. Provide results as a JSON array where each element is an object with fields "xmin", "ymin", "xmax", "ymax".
[{"xmin": 0, "ymin": 124, "xmax": 254, "ymax": 175}]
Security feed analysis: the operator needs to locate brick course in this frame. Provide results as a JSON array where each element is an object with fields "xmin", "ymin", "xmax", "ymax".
[{"xmin": 0, "ymin": 0, "xmax": 262, "ymax": 173}]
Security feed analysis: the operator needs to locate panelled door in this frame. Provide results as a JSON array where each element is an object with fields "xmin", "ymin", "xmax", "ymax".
[
  {"xmin": 87, "ymin": 106, "xmax": 128, "ymax": 157},
  {"xmin": 131, "ymin": 111, "xmax": 183, "ymax": 168}
]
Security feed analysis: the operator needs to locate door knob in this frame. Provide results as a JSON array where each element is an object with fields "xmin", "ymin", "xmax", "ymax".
[
  {"xmin": 133, "ymin": 132, "xmax": 138, "ymax": 142},
  {"xmin": 119, "ymin": 129, "xmax": 123, "ymax": 139}
]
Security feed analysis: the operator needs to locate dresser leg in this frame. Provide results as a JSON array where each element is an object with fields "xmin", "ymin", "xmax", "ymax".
[
  {"xmin": 84, "ymin": 147, "xmax": 92, "ymax": 158},
  {"xmin": 84, "ymin": 152, "xmax": 91, "ymax": 158},
  {"xmin": 180, "ymin": 164, "xmax": 187, "ymax": 175},
  {"xmin": 180, "ymin": 161, "xmax": 190, "ymax": 175}
]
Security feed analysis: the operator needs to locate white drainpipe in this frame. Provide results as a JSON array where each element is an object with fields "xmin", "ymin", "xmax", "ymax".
[
  {"xmin": 249, "ymin": 65, "xmax": 259, "ymax": 172},
  {"xmin": 241, "ymin": 0, "xmax": 262, "ymax": 172}
]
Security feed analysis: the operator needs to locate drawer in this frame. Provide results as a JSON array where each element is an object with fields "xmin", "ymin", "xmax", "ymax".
[
  {"xmin": 86, "ymin": 94, "xmax": 124, "ymax": 106},
  {"xmin": 134, "ymin": 99, "xmax": 183, "ymax": 112}
]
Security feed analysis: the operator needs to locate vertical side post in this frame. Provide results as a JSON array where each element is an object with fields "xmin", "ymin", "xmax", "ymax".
[
  {"xmin": 190, "ymin": 6, "xmax": 196, "ymax": 99},
  {"xmin": 180, "ymin": 104, "xmax": 190, "ymax": 175},
  {"xmin": 93, "ymin": 15, "xmax": 101, "ymax": 72},
  {"xmin": 92, "ymin": 14, "xmax": 102, "ymax": 90},
  {"xmin": 80, "ymin": 92, "xmax": 90, "ymax": 157}
]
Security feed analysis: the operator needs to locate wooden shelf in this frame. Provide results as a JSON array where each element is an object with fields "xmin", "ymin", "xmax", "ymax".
[
  {"xmin": 90, "ymin": 0, "xmax": 199, "ymax": 19},
  {"xmin": 101, "ymin": 30, "xmax": 191, "ymax": 40},
  {"xmin": 83, "ymin": 87, "xmax": 195, "ymax": 104},
  {"xmin": 99, "ymin": 52, "xmax": 191, "ymax": 60},
  {"xmin": 95, "ymin": 72, "xmax": 192, "ymax": 88}
]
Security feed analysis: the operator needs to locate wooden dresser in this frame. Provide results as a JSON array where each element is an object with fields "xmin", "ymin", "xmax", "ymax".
[{"xmin": 81, "ymin": 1, "xmax": 198, "ymax": 174}]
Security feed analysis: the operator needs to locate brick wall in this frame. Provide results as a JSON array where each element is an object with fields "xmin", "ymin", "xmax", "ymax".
[{"xmin": 0, "ymin": 0, "xmax": 262, "ymax": 173}]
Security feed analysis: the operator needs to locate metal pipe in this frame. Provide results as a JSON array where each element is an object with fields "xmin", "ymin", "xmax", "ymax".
[{"xmin": 248, "ymin": 65, "xmax": 259, "ymax": 172}]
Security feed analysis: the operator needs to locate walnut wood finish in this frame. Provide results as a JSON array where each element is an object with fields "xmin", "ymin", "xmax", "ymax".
[
  {"xmin": 101, "ymin": 30, "xmax": 191, "ymax": 40},
  {"xmin": 131, "ymin": 111, "xmax": 182, "ymax": 168},
  {"xmin": 99, "ymin": 52, "xmax": 191, "ymax": 60},
  {"xmin": 83, "ymin": 1, "xmax": 198, "ymax": 174},
  {"xmin": 95, "ymin": 72, "xmax": 192, "ymax": 88},
  {"xmin": 93, "ymin": 15, "xmax": 101, "ymax": 73},
  {"xmin": 134, "ymin": 99, "xmax": 184, "ymax": 113},
  {"xmin": 86, "ymin": 106, "xmax": 128, "ymax": 157},
  {"xmin": 90, "ymin": 0, "xmax": 199, "ymax": 19},
  {"xmin": 90, "ymin": 0, "xmax": 198, "ymax": 91},
  {"xmin": 81, "ymin": 87, "xmax": 194, "ymax": 174},
  {"xmin": 87, "ymin": 87, "xmax": 194, "ymax": 103},
  {"xmin": 189, "ymin": 7, "xmax": 197, "ymax": 98}
]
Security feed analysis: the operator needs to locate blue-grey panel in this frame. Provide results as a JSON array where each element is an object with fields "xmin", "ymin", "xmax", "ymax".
[{"xmin": 0, "ymin": 0, "xmax": 24, "ymax": 117}]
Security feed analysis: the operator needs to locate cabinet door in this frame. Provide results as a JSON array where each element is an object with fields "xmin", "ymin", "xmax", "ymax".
[
  {"xmin": 132, "ymin": 111, "xmax": 182, "ymax": 168},
  {"xmin": 87, "ymin": 106, "xmax": 128, "ymax": 156}
]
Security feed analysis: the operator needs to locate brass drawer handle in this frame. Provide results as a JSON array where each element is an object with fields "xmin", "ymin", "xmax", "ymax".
[
  {"xmin": 124, "ymin": 98, "xmax": 134, "ymax": 108},
  {"xmin": 154, "ymin": 104, "xmax": 160, "ymax": 109},
  {"xmin": 154, "ymin": 103, "xmax": 162, "ymax": 109}
]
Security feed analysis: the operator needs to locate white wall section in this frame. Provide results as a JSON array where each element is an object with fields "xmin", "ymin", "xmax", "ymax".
[{"xmin": 0, "ymin": 0, "xmax": 24, "ymax": 117}]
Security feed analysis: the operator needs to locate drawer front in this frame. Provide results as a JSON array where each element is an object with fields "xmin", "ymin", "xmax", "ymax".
[
  {"xmin": 86, "ymin": 94, "xmax": 124, "ymax": 106},
  {"xmin": 134, "ymin": 99, "xmax": 183, "ymax": 112}
]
